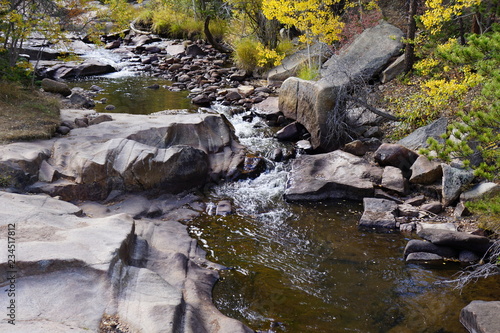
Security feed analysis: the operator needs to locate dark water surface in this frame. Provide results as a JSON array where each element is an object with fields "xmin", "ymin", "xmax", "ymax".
[
  {"xmin": 69, "ymin": 75, "xmax": 195, "ymax": 114},
  {"xmin": 73, "ymin": 74, "xmax": 500, "ymax": 333}
]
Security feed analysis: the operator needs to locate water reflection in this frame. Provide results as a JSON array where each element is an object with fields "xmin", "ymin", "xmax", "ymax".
[{"xmin": 68, "ymin": 75, "xmax": 196, "ymax": 114}]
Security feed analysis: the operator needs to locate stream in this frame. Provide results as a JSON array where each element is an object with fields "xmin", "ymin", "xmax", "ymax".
[{"xmin": 68, "ymin": 62, "xmax": 500, "ymax": 333}]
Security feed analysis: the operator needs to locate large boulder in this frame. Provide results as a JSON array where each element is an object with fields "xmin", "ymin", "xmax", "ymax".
[
  {"xmin": 0, "ymin": 191, "xmax": 252, "ymax": 332},
  {"xmin": 43, "ymin": 60, "xmax": 116, "ymax": 80},
  {"xmin": 398, "ymin": 117, "xmax": 448, "ymax": 151},
  {"xmin": 0, "ymin": 111, "xmax": 246, "ymax": 200},
  {"xmin": 410, "ymin": 155, "xmax": 442, "ymax": 184},
  {"xmin": 460, "ymin": 301, "xmax": 500, "ymax": 333},
  {"xmin": 279, "ymin": 21, "xmax": 403, "ymax": 151},
  {"xmin": 41, "ymin": 78, "xmax": 72, "ymax": 96},
  {"xmin": 441, "ymin": 164, "xmax": 475, "ymax": 206},
  {"xmin": 266, "ymin": 42, "xmax": 332, "ymax": 83},
  {"xmin": 284, "ymin": 150, "xmax": 380, "ymax": 201},
  {"xmin": 417, "ymin": 228, "xmax": 493, "ymax": 255}
]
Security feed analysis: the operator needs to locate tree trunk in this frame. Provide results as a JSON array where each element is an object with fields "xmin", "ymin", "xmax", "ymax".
[{"xmin": 404, "ymin": 0, "xmax": 418, "ymax": 73}]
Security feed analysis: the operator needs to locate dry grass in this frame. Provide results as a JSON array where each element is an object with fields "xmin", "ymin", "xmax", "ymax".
[{"xmin": 0, "ymin": 81, "xmax": 60, "ymax": 143}]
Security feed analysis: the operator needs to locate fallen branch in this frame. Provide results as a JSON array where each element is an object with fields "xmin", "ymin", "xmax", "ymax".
[{"xmin": 348, "ymin": 96, "xmax": 403, "ymax": 121}]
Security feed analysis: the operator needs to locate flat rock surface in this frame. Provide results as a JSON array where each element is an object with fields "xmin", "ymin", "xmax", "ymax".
[
  {"xmin": 460, "ymin": 301, "xmax": 500, "ymax": 333},
  {"xmin": 284, "ymin": 150, "xmax": 378, "ymax": 201},
  {"xmin": 0, "ymin": 191, "xmax": 252, "ymax": 332}
]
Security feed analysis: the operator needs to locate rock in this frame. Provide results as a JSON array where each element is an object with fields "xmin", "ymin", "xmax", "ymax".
[
  {"xmin": 374, "ymin": 143, "xmax": 419, "ymax": 172},
  {"xmin": 237, "ymin": 85, "xmax": 255, "ymax": 97},
  {"xmin": 266, "ymin": 42, "xmax": 332, "ymax": 83},
  {"xmin": 459, "ymin": 250, "xmax": 481, "ymax": 263},
  {"xmin": 405, "ymin": 195, "xmax": 426, "ymax": 206},
  {"xmin": 230, "ymin": 70, "xmax": 247, "ymax": 81},
  {"xmin": 461, "ymin": 182, "xmax": 500, "ymax": 201},
  {"xmin": 74, "ymin": 117, "xmax": 89, "ymax": 127},
  {"xmin": 381, "ymin": 166, "xmax": 408, "ymax": 194},
  {"xmin": 398, "ymin": 117, "xmax": 448, "ymax": 151},
  {"xmin": 284, "ymin": 150, "xmax": 379, "ymax": 201},
  {"xmin": 405, "ymin": 252, "xmax": 444, "ymax": 263},
  {"xmin": 404, "ymin": 239, "xmax": 457, "ymax": 259},
  {"xmin": 88, "ymin": 114, "xmax": 113, "ymax": 125},
  {"xmin": 45, "ymin": 60, "xmax": 116, "ymax": 80},
  {"xmin": 416, "ymin": 222, "xmax": 457, "ymax": 233},
  {"xmin": 105, "ymin": 104, "xmax": 116, "ymax": 111},
  {"xmin": 0, "ymin": 191, "xmax": 252, "ymax": 333},
  {"xmin": 346, "ymin": 107, "xmax": 384, "ymax": 127},
  {"xmin": 381, "ymin": 53, "xmax": 405, "ymax": 83},
  {"xmin": 105, "ymin": 40, "xmax": 121, "ymax": 49},
  {"xmin": 454, "ymin": 201, "xmax": 471, "ymax": 218},
  {"xmin": 343, "ymin": 140, "xmax": 368, "ymax": 156},
  {"xmin": 271, "ymin": 148, "xmax": 283, "ymax": 162},
  {"xmin": 359, "ymin": 197, "xmax": 398, "ymax": 230},
  {"xmin": 460, "ymin": 301, "xmax": 500, "ymax": 333},
  {"xmin": 417, "ymin": 228, "xmax": 493, "ymax": 254},
  {"xmin": 374, "ymin": 188, "xmax": 404, "ymax": 203},
  {"xmin": 441, "ymin": 164, "xmax": 475, "ymax": 206},
  {"xmin": 398, "ymin": 203, "xmax": 420, "ymax": 217},
  {"xmin": 276, "ymin": 122, "xmax": 303, "ymax": 141},
  {"xmin": 70, "ymin": 93, "xmax": 95, "ymax": 109},
  {"xmin": 216, "ymin": 200, "xmax": 233, "ymax": 215},
  {"xmin": 41, "ymin": 78, "xmax": 72, "ymax": 96},
  {"xmin": 296, "ymin": 139, "xmax": 312, "ymax": 151},
  {"xmin": 56, "ymin": 125, "xmax": 71, "ymax": 135},
  {"xmin": 186, "ymin": 44, "xmax": 207, "ymax": 57},
  {"xmin": 147, "ymin": 83, "xmax": 160, "ymax": 90},
  {"xmin": 3, "ymin": 111, "xmax": 245, "ymax": 201},
  {"xmin": 420, "ymin": 201, "xmax": 443, "ymax": 214},
  {"xmin": 225, "ymin": 90, "xmax": 242, "ymax": 101},
  {"xmin": 410, "ymin": 155, "xmax": 442, "ymax": 185},
  {"xmin": 191, "ymin": 94, "xmax": 212, "ymax": 106}
]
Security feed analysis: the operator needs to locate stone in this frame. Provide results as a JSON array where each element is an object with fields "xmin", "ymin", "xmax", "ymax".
[
  {"xmin": 346, "ymin": 107, "xmax": 384, "ymax": 127},
  {"xmin": 398, "ymin": 203, "xmax": 420, "ymax": 217},
  {"xmin": 56, "ymin": 125, "xmax": 71, "ymax": 135},
  {"xmin": 89, "ymin": 114, "xmax": 113, "ymax": 125},
  {"xmin": 454, "ymin": 201, "xmax": 471, "ymax": 218},
  {"xmin": 41, "ymin": 78, "xmax": 72, "ymax": 96},
  {"xmin": 230, "ymin": 70, "xmax": 247, "ymax": 81},
  {"xmin": 417, "ymin": 228, "xmax": 493, "ymax": 254},
  {"xmin": 381, "ymin": 54, "xmax": 405, "ymax": 83},
  {"xmin": 374, "ymin": 143, "xmax": 419, "ymax": 172},
  {"xmin": 237, "ymin": 85, "xmax": 255, "ymax": 97},
  {"xmin": 225, "ymin": 90, "xmax": 242, "ymax": 101},
  {"xmin": 441, "ymin": 164, "xmax": 475, "ymax": 206},
  {"xmin": 405, "ymin": 195, "xmax": 426, "ymax": 206},
  {"xmin": 296, "ymin": 140, "xmax": 312, "ymax": 151},
  {"xmin": 186, "ymin": 44, "xmax": 207, "ymax": 57},
  {"xmin": 381, "ymin": 166, "xmax": 408, "ymax": 195},
  {"xmin": 459, "ymin": 250, "xmax": 481, "ymax": 263},
  {"xmin": 420, "ymin": 201, "xmax": 443, "ymax": 214},
  {"xmin": 359, "ymin": 197, "xmax": 398, "ymax": 230},
  {"xmin": 45, "ymin": 60, "xmax": 116, "ymax": 80},
  {"xmin": 416, "ymin": 222, "xmax": 457, "ymax": 233},
  {"xmin": 374, "ymin": 189, "xmax": 404, "ymax": 203},
  {"xmin": 284, "ymin": 150, "xmax": 380, "ymax": 201},
  {"xmin": 191, "ymin": 94, "xmax": 212, "ymax": 106},
  {"xmin": 461, "ymin": 182, "xmax": 500, "ymax": 202},
  {"xmin": 460, "ymin": 301, "xmax": 500, "ymax": 333},
  {"xmin": 74, "ymin": 117, "xmax": 89, "ymax": 127},
  {"xmin": 216, "ymin": 200, "xmax": 233, "ymax": 216},
  {"xmin": 405, "ymin": 252, "xmax": 444, "ymax": 263},
  {"xmin": 398, "ymin": 117, "xmax": 448, "ymax": 151},
  {"xmin": 266, "ymin": 42, "xmax": 332, "ymax": 83},
  {"xmin": 343, "ymin": 140, "xmax": 368, "ymax": 156},
  {"xmin": 104, "ymin": 104, "xmax": 116, "ymax": 111},
  {"xmin": 105, "ymin": 40, "xmax": 121, "ymax": 49},
  {"xmin": 410, "ymin": 155, "xmax": 443, "ymax": 185},
  {"xmin": 276, "ymin": 122, "xmax": 303, "ymax": 141},
  {"xmin": 279, "ymin": 21, "xmax": 403, "ymax": 151},
  {"xmin": 271, "ymin": 148, "xmax": 283, "ymax": 162},
  {"xmin": 70, "ymin": 93, "xmax": 95, "ymax": 109},
  {"xmin": 403, "ymin": 239, "xmax": 457, "ymax": 259}
]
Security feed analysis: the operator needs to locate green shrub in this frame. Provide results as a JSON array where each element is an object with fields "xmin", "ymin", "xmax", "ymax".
[
  {"xmin": 466, "ymin": 193, "xmax": 500, "ymax": 234},
  {"xmin": 233, "ymin": 38, "xmax": 260, "ymax": 71},
  {"xmin": 297, "ymin": 64, "xmax": 319, "ymax": 80}
]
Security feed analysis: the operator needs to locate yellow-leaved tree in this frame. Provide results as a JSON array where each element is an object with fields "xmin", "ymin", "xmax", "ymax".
[{"xmin": 262, "ymin": 0, "xmax": 345, "ymax": 45}]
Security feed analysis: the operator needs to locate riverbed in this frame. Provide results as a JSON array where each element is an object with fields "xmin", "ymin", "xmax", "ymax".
[{"xmin": 69, "ymin": 71, "xmax": 500, "ymax": 333}]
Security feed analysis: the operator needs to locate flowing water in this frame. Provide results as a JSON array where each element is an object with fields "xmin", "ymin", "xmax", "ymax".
[{"xmin": 72, "ymin": 71, "xmax": 500, "ymax": 333}]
